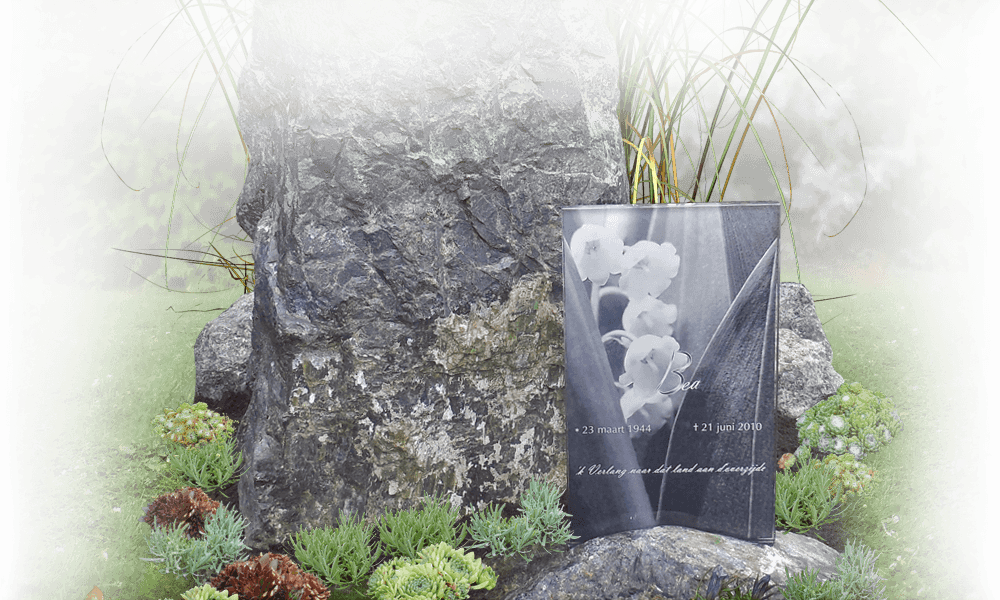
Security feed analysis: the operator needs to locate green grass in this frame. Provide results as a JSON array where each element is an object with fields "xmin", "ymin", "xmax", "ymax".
[
  {"xmin": 10, "ymin": 266, "xmax": 986, "ymax": 599},
  {"xmin": 787, "ymin": 266, "xmax": 985, "ymax": 600},
  {"xmin": 11, "ymin": 283, "xmax": 243, "ymax": 600}
]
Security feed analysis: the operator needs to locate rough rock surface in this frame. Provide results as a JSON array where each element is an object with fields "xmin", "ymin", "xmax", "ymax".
[
  {"xmin": 776, "ymin": 283, "xmax": 843, "ymax": 458},
  {"xmin": 234, "ymin": 0, "xmax": 626, "ymax": 550},
  {"xmin": 191, "ymin": 285, "xmax": 842, "ymax": 522},
  {"xmin": 471, "ymin": 526, "xmax": 838, "ymax": 600},
  {"xmin": 193, "ymin": 292, "xmax": 254, "ymax": 421}
]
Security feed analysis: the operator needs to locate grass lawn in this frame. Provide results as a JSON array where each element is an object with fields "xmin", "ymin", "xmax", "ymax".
[{"xmin": 5, "ymin": 264, "xmax": 990, "ymax": 599}]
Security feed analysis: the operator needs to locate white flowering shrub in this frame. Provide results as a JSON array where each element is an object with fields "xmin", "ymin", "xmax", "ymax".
[{"xmin": 795, "ymin": 382, "xmax": 902, "ymax": 460}]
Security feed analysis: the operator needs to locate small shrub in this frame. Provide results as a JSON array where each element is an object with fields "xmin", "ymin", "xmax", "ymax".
[
  {"xmin": 782, "ymin": 568, "xmax": 840, "ymax": 600},
  {"xmin": 166, "ymin": 435, "xmax": 244, "ymax": 495},
  {"xmin": 834, "ymin": 540, "xmax": 887, "ymax": 600},
  {"xmin": 782, "ymin": 540, "xmax": 886, "ymax": 600},
  {"xmin": 466, "ymin": 506, "xmax": 539, "ymax": 562}
]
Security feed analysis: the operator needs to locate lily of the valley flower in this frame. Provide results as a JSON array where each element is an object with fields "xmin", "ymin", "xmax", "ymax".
[
  {"xmin": 619, "ymin": 240, "xmax": 680, "ymax": 298},
  {"xmin": 622, "ymin": 296, "xmax": 678, "ymax": 338},
  {"xmin": 618, "ymin": 334, "xmax": 691, "ymax": 421},
  {"xmin": 569, "ymin": 224, "xmax": 625, "ymax": 286}
]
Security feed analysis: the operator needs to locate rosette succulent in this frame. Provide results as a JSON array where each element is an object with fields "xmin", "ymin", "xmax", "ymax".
[
  {"xmin": 417, "ymin": 543, "xmax": 497, "ymax": 591},
  {"xmin": 369, "ymin": 560, "xmax": 457, "ymax": 600},
  {"xmin": 795, "ymin": 382, "xmax": 901, "ymax": 459},
  {"xmin": 823, "ymin": 453, "xmax": 877, "ymax": 497},
  {"xmin": 180, "ymin": 583, "xmax": 238, "ymax": 600},
  {"xmin": 368, "ymin": 558, "xmax": 496, "ymax": 600},
  {"xmin": 153, "ymin": 402, "xmax": 234, "ymax": 447},
  {"xmin": 368, "ymin": 544, "xmax": 496, "ymax": 600},
  {"xmin": 211, "ymin": 553, "xmax": 329, "ymax": 600},
  {"xmin": 142, "ymin": 487, "xmax": 220, "ymax": 538}
]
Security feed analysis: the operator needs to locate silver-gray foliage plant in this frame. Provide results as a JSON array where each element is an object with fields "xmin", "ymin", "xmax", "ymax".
[
  {"xmin": 143, "ymin": 504, "xmax": 250, "ymax": 584},
  {"xmin": 782, "ymin": 540, "xmax": 886, "ymax": 600},
  {"xmin": 467, "ymin": 479, "xmax": 577, "ymax": 562}
]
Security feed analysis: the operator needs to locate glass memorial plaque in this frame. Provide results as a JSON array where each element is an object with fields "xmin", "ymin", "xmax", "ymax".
[{"xmin": 563, "ymin": 203, "xmax": 779, "ymax": 544}]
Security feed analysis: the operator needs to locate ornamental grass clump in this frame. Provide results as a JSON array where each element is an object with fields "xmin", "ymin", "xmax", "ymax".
[
  {"xmin": 795, "ymin": 382, "xmax": 902, "ymax": 460},
  {"xmin": 367, "ymin": 542, "xmax": 497, "ymax": 600}
]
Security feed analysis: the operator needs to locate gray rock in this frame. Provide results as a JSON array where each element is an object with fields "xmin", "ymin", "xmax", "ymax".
[
  {"xmin": 234, "ymin": 0, "xmax": 626, "ymax": 550},
  {"xmin": 473, "ymin": 526, "xmax": 838, "ymax": 600},
  {"xmin": 194, "ymin": 289, "xmax": 843, "ymax": 533},
  {"xmin": 776, "ymin": 283, "xmax": 843, "ymax": 458},
  {"xmin": 193, "ymin": 292, "xmax": 254, "ymax": 421},
  {"xmin": 188, "ymin": 283, "xmax": 845, "ymax": 526}
]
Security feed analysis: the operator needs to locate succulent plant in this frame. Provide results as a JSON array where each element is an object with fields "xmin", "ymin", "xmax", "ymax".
[
  {"xmin": 367, "ymin": 542, "xmax": 497, "ymax": 600},
  {"xmin": 180, "ymin": 583, "xmax": 239, "ymax": 600},
  {"xmin": 823, "ymin": 453, "xmax": 877, "ymax": 497},
  {"xmin": 369, "ymin": 559, "xmax": 465, "ymax": 600},
  {"xmin": 153, "ymin": 402, "xmax": 234, "ymax": 447},
  {"xmin": 210, "ymin": 552, "xmax": 330, "ymax": 600},
  {"xmin": 795, "ymin": 382, "xmax": 902, "ymax": 460},
  {"xmin": 416, "ymin": 542, "xmax": 497, "ymax": 591},
  {"xmin": 142, "ymin": 487, "xmax": 220, "ymax": 538}
]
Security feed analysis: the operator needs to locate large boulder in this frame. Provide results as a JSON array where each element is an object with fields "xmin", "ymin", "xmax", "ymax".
[
  {"xmin": 191, "ymin": 284, "xmax": 843, "ymax": 520},
  {"xmin": 193, "ymin": 292, "xmax": 254, "ymax": 421},
  {"xmin": 474, "ymin": 526, "xmax": 839, "ymax": 600},
  {"xmin": 234, "ymin": 0, "xmax": 626, "ymax": 550},
  {"xmin": 776, "ymin": 283, "xmax": 843, "ymax": 458}
]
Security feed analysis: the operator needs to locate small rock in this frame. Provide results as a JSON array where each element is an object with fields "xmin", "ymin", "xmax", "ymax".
[{"xmin": 193, "ymin": 292, "xmax": 254, "ymax": 420}]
